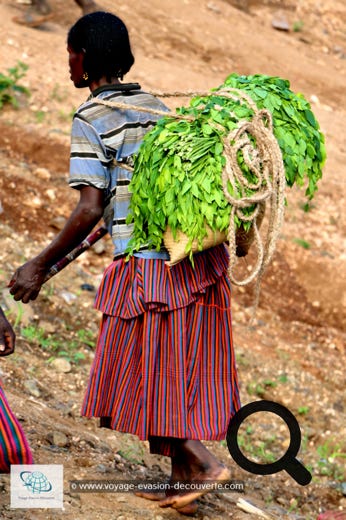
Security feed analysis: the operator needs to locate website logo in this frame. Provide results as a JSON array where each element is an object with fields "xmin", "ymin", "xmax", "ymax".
[
  {"xmin": 20, "ymin": 470, "xmax": 53, "ymax": 494},
  {"xmin": 11, "ymin": 465, "xmax": 63, "ymax": 509}
]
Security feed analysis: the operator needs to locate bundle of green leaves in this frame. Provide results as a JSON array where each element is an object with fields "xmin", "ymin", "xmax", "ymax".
[{"xmin": 126, "ymin": 73, "xmax": 326, "ymax": 255}]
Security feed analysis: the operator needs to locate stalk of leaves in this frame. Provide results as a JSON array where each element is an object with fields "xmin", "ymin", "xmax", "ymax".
[{"xmin": 126, "ymin": 74, "xmax": 326, "ymax": 256}]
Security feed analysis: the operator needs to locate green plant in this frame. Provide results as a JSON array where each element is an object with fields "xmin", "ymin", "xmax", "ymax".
[
  {"xmin": 246, "ymin": 378, "xmax": 277, "ymax": 397},
  {"xmin": 297, "ymin": 405, "xmax": 310, "ymax": 415},
  {"xmin": 315, "ymin": 441, "xmax": 346, "ymax": 481},
  {"xmin": 277, "ymin": 373, "xmax": 288, "ymax": 383},
  {"xmin": 293, "ymin": 20, "xmax": 304, "ymax": 32},
  {"xmin": 20, "ymin": 324, "xmax": 92, "ymax": 365},
  {"xmin": 235, "ymin": 352, "xmax": 250, "ymax": 367},
  {"xmin": 288, "ymin": 498, "xmax": 299, "ymax": 513},
  {"xmin": 293, "ymin": 238, "xmax": 311, "ymax": 249},
  {"xmin": 3, "ymin": 295, "xmax": 25, "ymax": 328},
  {"xmin": 50, "ymin": 83, "xmax": 68, "ymax": 102},
  {"xmin": 76, "ymin": 328, "xmax": 95, "ymax": 347},
  {"xmin": 276, "ymin": 349, "xmax": 290, "ymax": 361},
  {"xmin": 21, "ymin": 325, "xmax": 60, "ymax": 350},
  {"xmin": 35, "ymin": 110, "xmax": 46, "ymax": 123},
  {"xmin": 57, "ymin": 105, "xmax": 76, "ymax": 123},
  {"xmin": 0, "ymin": 62, "xmax": 30, "ymax": 108},
  {"xmin": 299, "ymin": 201, "xmax": 315, "ymax": 212},
  {"xmin": 117, "ymin": 444, "xmax": 145, "ymax": 464},
  {"xmin": 237, "ymin": 430, "xmax": 278, "ymax": 464}
]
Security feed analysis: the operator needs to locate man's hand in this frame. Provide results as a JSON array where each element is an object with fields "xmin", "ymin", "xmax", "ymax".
[
  {"xmin": 0, "ymin": 307, "xmax": 15, "ymax": 356},
  {"xmin": 9, "ymin": 258, "xmax": 47, "ymax": 303}
]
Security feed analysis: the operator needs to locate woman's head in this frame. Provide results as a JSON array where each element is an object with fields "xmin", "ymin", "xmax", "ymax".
[{"xmin": 67, "ymin": 11, "xmax": 134, "ymax": 87}]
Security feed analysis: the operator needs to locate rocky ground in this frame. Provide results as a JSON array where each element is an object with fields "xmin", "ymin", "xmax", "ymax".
[{"xmin": 0, "ymin": 0, "xmax": 345, "ymax": 519}]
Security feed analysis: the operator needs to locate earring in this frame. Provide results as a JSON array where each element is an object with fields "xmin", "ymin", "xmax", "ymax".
[{"xmin": 82, "ymin": 72, "xmax": 89, "ymax": 80}]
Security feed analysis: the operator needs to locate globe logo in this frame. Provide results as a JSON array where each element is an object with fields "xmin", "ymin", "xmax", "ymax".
[{"xmin": 20, "ymin": 471, "xmax": 53, "ymax": 494}]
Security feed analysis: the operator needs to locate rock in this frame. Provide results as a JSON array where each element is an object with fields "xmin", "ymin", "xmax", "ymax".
[
  {"xmin": 80, "ymin": 283, "xmax": 95, "ymax": 292},
  {"xmin": 24, "ymin": 380, "xmax": 41, "ymax": 398},
  {"xmin": 207, "ymin": 3, "xmax": 222, "ymax": 14},
  {"xmin": 38, "ymin": 320, "xmax": 57, "ymax": 334},
  {"xmin": 225, "ymin": 0, "xmax": 249, "ymax": 12},
  {"xmin": 272, "ymin": 12, "xmax": 290, "ymax": 32},
  {"xmin": 50, "ymin": 216, "xmax": 67, "ymax": 230},
  {"xmin": 114, "ymin": 453, "xmax": 124, "ymax": 463},
  {"xmin": 98, "ymin": 442, "xmax": 112, "ymax": 453},
  {"xmin": 310, "ymin": 94, "xmax": 320, "ymax": 104},
  {"xmin": 27, "ymin": 196, "xmax": 43, "ymax": 208},
  {"xmin": 77, "ymin": 457, "xmax": 94, "ymax": 468},
  {"xmin": 96, "ymin": 464, "xmax": 108, "ymax": 473},
  {"xmin": 34, "ymin": 167, "xmax": 51, "ymax": 181},
  {"xmin": 60, "ymin": 291, "xmax": 77, "ymax": 304},
  {"xmin": 46, "ymin": 188, "xmax": 56, "ymax": 201},
  {"xmin": 92, "ymin": 240, "xmax": 107, "ymax": 255},
  {"xmin": 46, "ymin": 431, "xmax": 69, "ymax": 447},
  {"xmin": 51, "ymin": 357, "xmax": 72, "ymax": 373}
]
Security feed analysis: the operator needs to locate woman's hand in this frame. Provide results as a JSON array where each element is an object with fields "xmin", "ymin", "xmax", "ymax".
[
  {"xmin": 0, "ymin": 307, "xmax": 15, "ymax": 356},
  {"xmin": 9, "ymin": 185, "xmax": 105, "ymax": 304},
  {"xmin": 9, "ymin": 258, "xmax": 48, "ymax": 303}
]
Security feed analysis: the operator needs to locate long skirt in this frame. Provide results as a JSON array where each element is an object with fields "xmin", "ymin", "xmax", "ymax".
[
  {"xmin": 0, "ymin": 385, "xmax": 33, "ymax": 472},
  {"xmin": 81, "ymin": 244, "xmax": 240, "ymax": 451}
]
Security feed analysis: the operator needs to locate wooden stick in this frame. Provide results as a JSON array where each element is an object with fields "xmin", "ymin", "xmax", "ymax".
[{"xmin": 44, "ymin": 226, "xmax": 108, "ymax": 283}]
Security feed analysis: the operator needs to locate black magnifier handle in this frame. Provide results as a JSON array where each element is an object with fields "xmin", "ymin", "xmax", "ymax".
[{"xmin": 284, "ymin": 457, "xmax": 312, "ymax": 485}]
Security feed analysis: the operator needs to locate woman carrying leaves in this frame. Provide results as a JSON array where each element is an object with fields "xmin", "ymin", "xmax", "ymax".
[
  {"xmin": 0, "ymin": 307, "xmax": 33, "ymax": 472},
  {"xmin": 9, "ymin": 11, "xmax": 240, "ymax": 513}
]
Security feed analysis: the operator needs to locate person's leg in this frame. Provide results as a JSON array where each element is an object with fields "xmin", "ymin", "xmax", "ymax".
[
  {"xmin": 138, "ymin": 436, "xmax": 229, "ymax": 510},
  {"xmin": 13, "ymin": 0, "xmax": 53, "ymax": 28},
  {"xmin": 0, "ymin": 387, "xmax": 33, "ymax": 473},
  {"xmin": 74, "ymin": 0, "xmax": 99, "ymax": 15},
  {"xmin": 31, "ymin": 0, "xmax": 52, "ymax": 13},
  {"xmin": 139, "ymin": 249, "xmax": 237, "ymax": 510},
  {"xmin": 158, "ymin": 439, "xmax": 230, "ymax": 509},
  {"xmin": 136, "ymin": 436, "xmax": 199, "ymax": 515}
]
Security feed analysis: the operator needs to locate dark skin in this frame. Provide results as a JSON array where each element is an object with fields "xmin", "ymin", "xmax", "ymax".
[
  {"xmin": 9, "ymin": 45, "xmax": 229, "ymax": 513},
  {"xmin": 0, "ymin": 307, "xmax": 15, "ymax": 357},
  {"xmin": 136, "ymin": 439, "xmax": 230, "ymax": 513},
  {"xmin": 9, "ymin": 46, "xmax": 114, "ymax": 303},
  {"xmin": 9, "ymin": 185, "xmax": 105, "ymax": 303}
]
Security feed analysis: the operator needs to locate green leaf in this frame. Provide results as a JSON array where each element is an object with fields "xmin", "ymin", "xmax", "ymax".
[{"xmin": 254, "ymin": 87, "xmax": 268, "ymax": 99}]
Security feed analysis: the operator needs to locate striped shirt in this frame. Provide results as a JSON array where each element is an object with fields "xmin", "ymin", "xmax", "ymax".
[{"xmin": 69, "ymin": 84, "xmax": 170, "ymax": 258}]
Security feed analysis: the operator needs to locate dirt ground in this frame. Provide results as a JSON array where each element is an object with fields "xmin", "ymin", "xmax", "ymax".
[{"xmin": 0, "ymin": 0, "xmax": 345, "ymax": 519}]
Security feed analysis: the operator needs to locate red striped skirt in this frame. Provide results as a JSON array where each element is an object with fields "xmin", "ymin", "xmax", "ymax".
[
  {"xmin": 0, "ymin": 385, "xmax": 33, "ymax": 472},
  {"xmin": 81, "ymin": 244, "xmax": 240, "ymax": 441}
]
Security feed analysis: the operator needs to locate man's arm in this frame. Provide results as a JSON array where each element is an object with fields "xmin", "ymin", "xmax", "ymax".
[{"xmin": 9, "ymin": 185, "xmax": 105, "ymax": 303}]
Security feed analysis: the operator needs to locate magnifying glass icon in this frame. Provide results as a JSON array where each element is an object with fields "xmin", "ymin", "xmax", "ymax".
[{"xmin": 226, "ymin": 400, "xmax": 312, "ymax": 485}]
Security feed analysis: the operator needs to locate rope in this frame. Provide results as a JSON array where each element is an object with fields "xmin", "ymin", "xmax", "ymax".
[
  {"xmin": 92, "ymin": 97, "xmax": 195, "ymax": 121},
  {"xmin": 93, "ymin": 88, "xmax": 286, "ymax": 308}
]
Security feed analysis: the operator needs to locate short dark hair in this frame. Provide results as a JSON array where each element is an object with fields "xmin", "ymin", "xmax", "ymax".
[{"xmin": 67, "ymin": 11, "xmax": 135, "ymax": 81}]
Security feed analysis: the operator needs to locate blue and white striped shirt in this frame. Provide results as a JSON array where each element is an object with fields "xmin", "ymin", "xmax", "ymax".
[{"xmin": 69, "ymin": 84, "xmax": 170, "ymax": 258}]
